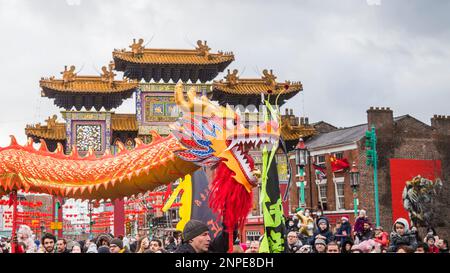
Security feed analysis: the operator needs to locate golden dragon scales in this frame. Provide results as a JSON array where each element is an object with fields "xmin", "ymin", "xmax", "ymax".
[{"xmin": 0, "ymin": 83, "xmax": 280, "ymax": 201}]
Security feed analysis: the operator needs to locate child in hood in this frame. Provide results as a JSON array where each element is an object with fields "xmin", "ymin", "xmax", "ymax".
[
  {"xmin": 388, "ymin": 218, "xmax": 417, "ymax": 252},
  {"xmin": 309, "ymin": 217, "xmax": 333, "ymax": 245}
]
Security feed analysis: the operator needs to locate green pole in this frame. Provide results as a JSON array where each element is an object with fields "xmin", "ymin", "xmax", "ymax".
[
  {"xmin": 371, "ymin": 126, "xmax": 380, "ymax": 227},
  {"xmin": 352, "ymin": 188, "xmax": 358, "ymax": 217}
]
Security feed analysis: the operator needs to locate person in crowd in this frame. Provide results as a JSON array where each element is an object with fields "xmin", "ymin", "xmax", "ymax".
[
  {"xmin": 41, "ymin": 233, "xmax": 56, "ymax": 253},
  {"xmin": 425, "ymin": 235, "xmax": 440, "ymax": 253},
  {"xmin": 174, "ymin": 220, "xmax": 235, "ymax": 253},
  {"xmin": 71, "ymin": 244, "xmax": 82, "ymax": 253},
  {"xmin": 244, "ymin": 241, "xmax": 260, "ymax": 253},
  {"xmin": 355, "ymin": 220, "xmax": 374, "ymax": 243},
  {"xmin": 415, "ymin": 242, "xmax": 429, "ymax": 253},
  {"xmin": 373, "ymin": 226, "xmax": 389, "ymax": 249},
  {"xmin": 86, "ymin": 243, "xmax": 98, "ymax": 253},
  {"xmin": 298, "ymin": 245, "xmax": 313, "ymax": 253},
  {"xmin": 353, "ymin": 209, "xmax": 369, "ymax": 236},
  {"xmin": 96, "ymin": 234, "xmax": 111, "ymax": 249},
  {"xmin": 150, "ymin": 239, "xmax": 165, "ymax": 253},
  {"xmin": 17, "ymin": 225, "xmax": 36, "ymax": 253},
  {"xmin": 129, "ymin": 234, "xmax": 140, "ymax": 253},
  {"xmin": 396, "ymin": 244, "xmax": 414, "ymax": 253},
  {"xmin": 341, "ymin": 239, "xmax": 353, "ymax": 254},
  {"xmin": 97, "ymin": 245, "xmax": 111, "ymax": 253},
  {"xmin": 335, "ymin": 217, "xmax": 352, "ymax": 246},
  {"xmin": 437, "ymin": 239, "xmax": 449, "ymax": 253},
  {"xmin": 313, "ymin": 238, "xmax": 327, "ymax": 253},
  {"xmin": 109, "ymin": 238, "xmax": 129, "ymax": 253},
  {"xmin": 56, "ymin": 238, "xmax": 70, "ymax": 253},
  {"xmin": 309, "ymin": 216, "xmax": 333, "ymax": 245},
  {"xmin": 136, "ymin": 237, "xmax": 151, "ymax": 253},
  {"xmin": 286, "ymin": 216, "xmax": 299, "ymax": 233},
  {"xmin": 164, "ymin": 236, "xmax": 177, "ymax": 253},
  {"xmin": 388, "ymin": 218, "xmax": 417, "ymax": 252},
  {"xmin": 326, "ymin": 241, "xmax": 340, "ymax": 253},
  {"xmin": 286, "ymin": 231, "xmax": 302, "ymax": 253}
]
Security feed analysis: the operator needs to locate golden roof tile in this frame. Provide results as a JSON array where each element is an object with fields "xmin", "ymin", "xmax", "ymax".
[
  {"xmin": 213, "ymin": 69, "xmax": 302, "ymax": 95},
  {"xmin": 40, "ymin": 76, "xmax": 139, "ymax": 93},
  {"xmin": 40, "ymin": 64, "xmax": 138, "ymax": 93},
  {"xmin": 111, "ymin": 114, "xmax": 138, "ymax": 131},
  {"xmin": 113, "ymin": 39, "xmax": 234, "ymax": 65},
  {"xmin": 281, "ymin": 118, "xmax": 316, "ymax": 141},
  {"xmin": 25, "ymin": 115, "xmax": 66, "ymax": 141}
]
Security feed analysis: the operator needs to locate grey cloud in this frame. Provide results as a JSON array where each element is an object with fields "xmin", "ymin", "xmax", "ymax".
[{"xmin": 0, "ymin": 0, "xmax": 449, "ymax": 146}]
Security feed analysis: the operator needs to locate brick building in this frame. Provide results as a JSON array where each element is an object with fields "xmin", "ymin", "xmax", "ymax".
[{"xmin": 286, "ymin": 107, "xmax": 450, "ymax": 238}]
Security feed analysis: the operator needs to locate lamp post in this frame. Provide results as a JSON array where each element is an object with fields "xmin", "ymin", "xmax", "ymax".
[
  {"xmin": 349, "ymin": 161, "xmax": 360, "ymax": 217},
  {"xmin": 294, "ymin": 138, "xmax": 309, "ymax": 211},
  {"xmin": 88, "ymin": 201, "xmax": 94, "ymax": 240}
]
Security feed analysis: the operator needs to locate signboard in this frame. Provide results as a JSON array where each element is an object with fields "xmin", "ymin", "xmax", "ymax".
[{"xmin": 51, "ymin": 222, "xmax": 63, "ymax": 230}]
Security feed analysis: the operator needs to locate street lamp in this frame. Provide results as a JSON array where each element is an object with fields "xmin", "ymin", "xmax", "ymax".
[
  {"xmin": 349, "ymin": 161, "xmax": 360, "ymax": 217},
  {"xmin": 294, "ymin": 138, "xmax": 309, "ymax": 211}
]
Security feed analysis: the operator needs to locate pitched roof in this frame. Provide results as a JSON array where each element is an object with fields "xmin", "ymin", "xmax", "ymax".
[
  {"xmin": 111, "ymin": 114, "xmax": 138, "ymax": 131},
  {"xmin": 305, "ymin": 123, "xmax": 368, "ymax": 150},
  {"xmin": 112, "ymin": 48, "xmax": 234, "ymax": 65},
  {"xmin": 213, "ymin": 79, "xmax": 302, "ymax": 95},
  {"xmin": 25, "ymin": 116, "xmax": 66, "ymax": 141},
  {"xmin": 281, "ymin": 118, "xmax": 316, "ymax": 141},
  {"xmin": 40, "ymin": 76, "xmax": 139, "ymax": 93}
]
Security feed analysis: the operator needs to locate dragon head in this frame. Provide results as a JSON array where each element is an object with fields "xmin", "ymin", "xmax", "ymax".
[{"xmin": 171, "ymin": 83, "xmax": 280, "ymax": 192}]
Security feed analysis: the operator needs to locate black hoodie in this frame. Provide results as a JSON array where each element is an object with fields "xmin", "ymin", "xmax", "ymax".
[{"xmin": 309, "ymin": 217, "xmax": 333, "ymax": 245}]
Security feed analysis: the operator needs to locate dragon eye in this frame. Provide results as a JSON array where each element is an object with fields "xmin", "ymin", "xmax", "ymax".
[{"xmin": 226, "ymin": 119, "xmax": 236, "ymax": 129}]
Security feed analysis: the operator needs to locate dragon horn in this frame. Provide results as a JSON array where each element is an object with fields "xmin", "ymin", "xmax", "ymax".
[{"xmin": 9, "ymin": 135, "xmax": 18, "ymax": 146}]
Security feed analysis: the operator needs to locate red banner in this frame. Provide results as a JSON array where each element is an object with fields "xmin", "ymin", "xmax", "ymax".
[{"xmin": 389, "ymin": 159, "xmax": 441, "ymax": 223}]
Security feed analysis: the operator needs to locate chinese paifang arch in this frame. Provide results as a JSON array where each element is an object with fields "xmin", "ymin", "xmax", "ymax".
[{"xmin": 0, "ymin": 83, "xmax": 281, "ymax": 247}]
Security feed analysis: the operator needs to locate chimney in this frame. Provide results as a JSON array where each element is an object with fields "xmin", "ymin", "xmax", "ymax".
[
  {"xmin": 305, "ymin": 117, "xmax": 309, "ymax": 125},
  {"xmin": 367, "ymin": 107, "xmax": 394, "ymax": 140},
  {"xmin": 431, "ymin": 115, "xmax": 450, "ymax": 136},
  {"xmin": 285, "ymin": 108, "xmax": 289, "ymax": 116},
  {"xmin": 300, "ymin": 117, "xmax": 305, "ymax": 125}
]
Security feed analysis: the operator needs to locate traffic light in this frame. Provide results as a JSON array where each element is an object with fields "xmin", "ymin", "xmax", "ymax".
[
  {"xmin": 366, "ymin": 150, "xmax": 374, "ymax": 166},
  {"xmin": 365, "ymin": 127, "xmax": 377, "ymax": 167}
]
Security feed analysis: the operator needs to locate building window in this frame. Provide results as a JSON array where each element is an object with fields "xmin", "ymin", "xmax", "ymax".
[
  {"xmin": 316, "ymin": 179, "xmax": 327, "ymax": 210},
  {"xmin": 316, "ymin": 155, "xmax": 325, "ymax": 165},
  {"xmin": 246, "ymin": 231, "xmax": 261, "ymax": 242},
  {"xmin": 334, "ymin": 152, "xmax": 344, "ymax": 160},
  {"xmin": 334, "ymin": 177, "xmax": 345, "ymax": 210}
]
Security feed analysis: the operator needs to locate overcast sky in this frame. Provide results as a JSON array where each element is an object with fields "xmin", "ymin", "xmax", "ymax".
[{"xmin": 1, "ymin": 0, "xmax": 449, "ymax": 146}]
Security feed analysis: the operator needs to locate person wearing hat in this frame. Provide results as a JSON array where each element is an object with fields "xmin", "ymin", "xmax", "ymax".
[
  {"xmin": 309, "ymin": 217, "xmax": 333, "ymax": 245},
  {"xmin": 335, "ymin": 216, "xmax": 352, "ymax": 246},
  {"xmin": 388, "ymin": 218, "xmax": 417, "ymax": 252},
  {"xmin": 313, "ymin": 238, "xmax": 326, "ymax": 253},
  {"xmin": 174, "ymin": 219, "xmax": 234, "ymax": 253},
  {"xmin": 109, "ymin": 238, "xmax": 129, "ymax": 253}
]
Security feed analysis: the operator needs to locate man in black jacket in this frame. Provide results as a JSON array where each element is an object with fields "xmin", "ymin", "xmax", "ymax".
[{"xmin": 174, "ymin": 220, "xmax": 233, "ymax": 253}]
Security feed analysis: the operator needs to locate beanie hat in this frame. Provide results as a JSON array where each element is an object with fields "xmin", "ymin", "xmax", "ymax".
[
  {"xmin": 341, "ymin": 217, "xmax": 349, "ymax": 222},
  {"xmin": 318, "ymin": 218, "xmax": 327, "ymax": 226},
  {"xmin": 315, "ymin": 238, "xmax": 326, "ymax": 246},
  {"xmin": 183, "ymin": 220, "xmax": 209, "ymax": 242},
  {"xmin": 97, "ymin": 245, "xmax": 111, "ymax": 253},
  {"xmin": 110, "ymin": 238, "xmax": 123, "ymax": 249}
]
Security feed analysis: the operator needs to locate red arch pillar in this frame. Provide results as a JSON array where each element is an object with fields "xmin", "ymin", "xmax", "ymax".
[{"xmin": 114, "ymin": 198, "xmax": 125, "ymax": 237}]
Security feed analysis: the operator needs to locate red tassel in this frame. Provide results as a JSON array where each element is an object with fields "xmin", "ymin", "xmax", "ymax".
[{"xmin": 209, "ymin": 161, "xmax": 253, "ymax": 253}]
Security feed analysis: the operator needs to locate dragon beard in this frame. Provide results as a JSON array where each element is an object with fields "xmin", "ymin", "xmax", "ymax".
[{"xmin": 209, "ymin": 154, "xmax": 254, "ymax": 253}]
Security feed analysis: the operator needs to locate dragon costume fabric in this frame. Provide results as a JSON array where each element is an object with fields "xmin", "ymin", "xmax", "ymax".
[{"xmin": 0, "ymin": 83, "xmax": 280, "ymax": 251}]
